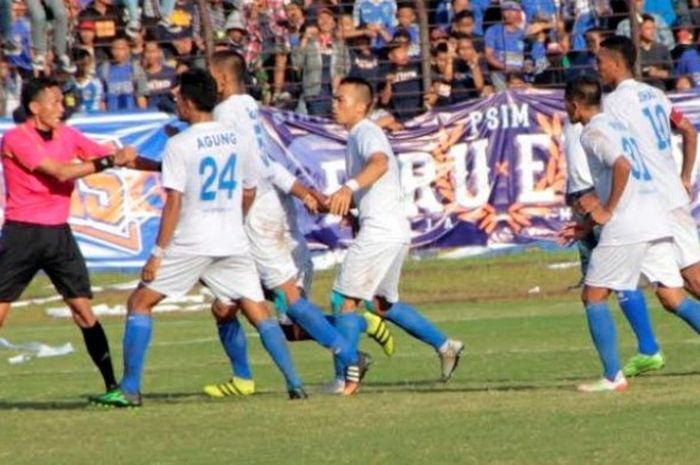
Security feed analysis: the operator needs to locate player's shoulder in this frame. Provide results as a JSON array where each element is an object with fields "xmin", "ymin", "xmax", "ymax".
[{"xmin": 352, "ymin": 118, "xmax": 385, "ymax": 139}]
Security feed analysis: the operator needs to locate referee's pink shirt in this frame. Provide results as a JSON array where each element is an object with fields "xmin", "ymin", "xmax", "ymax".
[{"xmin": 1, "ymin": 121, "xmax": 113, "ymax": 226}]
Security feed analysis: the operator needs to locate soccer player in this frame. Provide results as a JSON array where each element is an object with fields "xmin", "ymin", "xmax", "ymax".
[
  {"xmin": 561, "ymin": 76, "xmax": 697, "ymax": 392},
  {"xmin": 327, "ymin": 76, "xmax": 464, "ymax": 395},
  {"xmin": 563, "ymin": 120, "xmax": 664, "ymax": 377},
  {"xmin": 0, "ymin": 77, "xmax": 138, "ymax": 397},
  {"xmin": 91, "ymin": 69, "xmax": 306, "ymax": 407},
  {"xmin": 201, "ymin": 50, "xmax": 383, "ymax": 397},
  {"xmin": 596, "ymin": 36, "xmax": 700, "ymax": 341}
]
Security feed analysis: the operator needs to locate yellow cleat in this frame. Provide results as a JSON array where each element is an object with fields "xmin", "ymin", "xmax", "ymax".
[
  {"xmin": 362, "ymin": 312, "xmax": 395, "ymax": 357},
  {"xmin": 203, "ymin": 377, "xmax": 256, "ymax": 398}
]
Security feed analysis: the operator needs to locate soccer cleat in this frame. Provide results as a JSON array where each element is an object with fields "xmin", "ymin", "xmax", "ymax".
[
  {"xmin": 57, "ymin": 54, "xmax": 76, "ymax": 74},
  {"xmin": 363, "ymin": 312, "xmax": 395, "ymax": 357},
  {"xmin": 288, "ymin": 386, "xmax": 308, "ymax": 400},
  {"xmin": 622, "ymin": 352, "xmax": 665, "ymax": 377},
  {"xmin": 3, "ymin": 40, "xmax": 22, "ymax": 57},
  {"xmin": 577, "ymin": 371, "xmax": 629, "ymax": 393},
  {"xmin": 203, "ymin": 377, "xmax": 255, "ymax": 398},
  {"xmin": 320, "ymin": 378, "xmax": 345, "ymax": 395},
  {"xmin": 158, "ymin": 18, "xmax": 183, "ymax": 34},
  {"xmin": 31, "ymin": 54, "xmax": 46, "ymax": 73},
  {"xmin": 89, "ymin": 389, "xmax": 142, "ymax": 408},
  {"xmin": 343, "ymin": 351, "xmax": 373, "ymax": 396},
  {"xmin": 439, "ymin": 339, "xmax": 465, "ymax": 382}
]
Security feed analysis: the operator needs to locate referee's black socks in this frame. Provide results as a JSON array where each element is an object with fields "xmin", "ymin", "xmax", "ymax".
[{"xmin": 81, "ymin": 322, "xmax": 118, "ymax": 391}]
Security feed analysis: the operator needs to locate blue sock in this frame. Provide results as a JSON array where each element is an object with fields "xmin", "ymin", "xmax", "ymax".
[
  {"xmin": 384, "ymin": 302, "xmax": 447, "ymax": 351},
  {"xmin": 257, "ymin": 319, "xmax": 302, "ymax": 389},
  {"xmin": 585, "ymin": 302, "xmax": 620, "ymax": 381},
  {"xmin": 332, "ymin": 313, "xmax": 365, "ymax": 380},
  {"xmin": 287, "ymin": 298, "xmax": 358, "ymax": 366},
  {"xmin": 121, "ymin": 314, "xmax": 153, "ymax": 395},
  {"xmin": 675, "ymin": 298, "xmax": 700, "ymax": 334},
  {"xmin": 217, "ymin": 317, "xmax": 252, "ymax": 380},
  {"xmin": 616, "ymin": 290, "xmax": 660, "ymax": 355}
]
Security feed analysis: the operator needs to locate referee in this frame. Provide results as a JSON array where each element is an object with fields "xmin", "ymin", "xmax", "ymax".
[{"xmin": 0, "ymin": 77, "xmax": 140, "ymax": 397}]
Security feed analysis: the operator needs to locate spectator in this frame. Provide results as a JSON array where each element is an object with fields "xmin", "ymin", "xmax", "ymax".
[
  {"xmin": 353, "ymin": 0, "xmax": 396, "ymax": 48},
  {"xmin": 74, "ymin": 48, "xmax": 103, "ymax": 112},
  {"xmin": 285, "ymin": 0, "xmax": 306, "ymax": 50},
  {"xmin": 566, "ymin": 26, "xmax": 605, "ymax": 80},
  {"xmin": 380, "ymin": 38, "xmax": 423, "ymax": 120},
  {"xmin": 691, "ymin": 0, "xmax": 700, "ymax": 27},
  {"xmin": 26, "ymin": 0, "xmax": 74, "ymax": 73},
  {"xmin": 526, "ymin": 12, "xmax": 554, "ymax": 76},
  {"xmin": 129, "ymin": 26, "xmax": 145, "ymax": 62},
  {"xmin": 426, "ymin": 42, "xmax": 454, "ymax": 109},
  {"xmin": 565, "ymin": 0, "xmax": 611, "ymax": 51},
  {"xmin": 643, "ymin": 0, "xmax": 675, "ymax": 27},
  {"xmin": 0, "ymin": 59, "xmax": 22, "ymax": 117},
  {"xmin": 638, "ymin": 14, "xmax": 671, "ymax": 89},
  {"xmin": 143, "ymin": 39, "xmax": 176, "ymax": 112},
  {"xmin": 532, "ymin": 42, "xmax": 566, "ymax": 86},
  {"xmin": 348, "ymin": 34, "xmax": 381, "ymax": 91},
  {"xmin": 393, "ymin": 2, "xmax": 420, "ymax": 57},
  {"xmin": 223, "ymin": 10, "xmax": 248, "ymax": 56},
  {"xmin": 673, "ymin": 38, "xmax": 700, "ymax": 86},
  {"xmin": 452, "ymin": 35, "xmax": 484, "ymax": 100},
  {"xmin": 430, "ymin": 26, "xmax": 449, "ymax": 49},
  {"xmin": 121, "ymin": 0, "xmax": 179, "ymax": 38},
  {"xmin": 78, "ymin": 0, "xmax": 126, "ymax": 53},
  {"xmin": 1, "ymin": 0, "xmax": 21, "ymax": 56},
  {"xmin": 484, "ymin": 1, "xmax": 526, "ymax": 91},
  {"xmin": 616, "ymin": 0, "xmax": 674, "ymax": 49},
  {"xmin": 675, "ymin": 74, "xmax": 695, "ymax": 90},
  {"xmin": 671, "ymin": 25, "xmax": 694, "ymax": 62},
  {"xmin": 293, "ymin": 6, "xmax": 350, "ymax": 116},
  {"xmin": 451, "ymin": 9, "xmax": 484, "ymax": 51},
  {"xmin": 163, "ymin": 29, "xmax": 205, "ymax": 71},
  {"xmin": 369, "ymin": 101, "xmax": 403, "ymax": 131},
  {"xmin": 5, "ymin": 0, "xmax": 31, "ymax": 72},
  {"xmin": 436, "ymin": 0, "xmax": 488, "ymax": 36},
  {"xmin": 521, "ymin": 0, "xmax": 557, "ymax": 23},
  {"xmin": 98, "ymin": 35, "xmax": 149, "ymax": 110}
]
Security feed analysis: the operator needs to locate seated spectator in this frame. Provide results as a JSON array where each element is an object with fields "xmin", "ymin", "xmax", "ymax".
[
  {"xmin": 74, "ymin": 48, "xmax": 104, "ymax": 112},
  {"xmin": 452, "ymin": 36, "xmax": 485, "ymax": 100},
  {"xmin": 565, "ymin": 0, "xmax": 611, "ymax": 51},
  {"xmin": 638, "ymin": 14, "xmax": 671, "ymax": 90},
  {"xmin": 425, "ymin": 43, "xmax": 454, "ymax": 109},
  {"xmin": 348, "ymin": 34, "xmax": 381, "ymax": 92},
  {"xmin": 163, "ymin": 28, "xmax": 205, "ymax": 71},
  {"xmin": 430, "ymin": 26, "xmax": 449, "ymax": 49},
  {"xmin": 143, "ymin": 39, "xmax": 176, "ymax": 112},
  {"xmin": 353, "ymin": 0, "xmax": 396, "ymax": 48},
  {"xmin": 436, "ymin": 0, "xmax": 488, "ymax": 36},
  {"xmin": 285, "ymin": 0, "xmax": 307, "ymax": 50},
  {"xmin": 532, "ymin": 42, "xmax": 566, "ymax": 86},
  {"xmin": 393, "ymin": 2, "xmax": 420, "ymax": 57},
  {"xmin": 129, "ymin": 26, "xmax": 145, "ymax": 62},
  {"xmin": 674, "ymin": 40, "xmax": 700, "ymax": 86},
  {"xmin": 671, "ymin": 25, "xmax": 694, "ymax": 62},
  {"xmin": 380, "ymin": 37, "xmax": 423, "ymax": 121},
  {"xmin": 0, "ymin": 59, "xmax": 22, "ymax": 117},
  {"xmin": 521, "ymin": 0, "xmax": 557, "ymax": 23},
  {"xmin": 643, "ymin": 0, "xmax": 675, "ymax": 28},
  {"xmin": 484, "ymin": 1, "xmax": 526, "ymax": 91},
  {"xmin": 223, "ymin": 11, "xmax": 248, "ymax": 57},
  {"xmin": 122, "ymin": 0, "xmax": 180, "ymax": 38},
  {"xmin": 675, "ymin": 74, "xmax": 695, "ymax": 90},
  {"xmin": 451, "ymin": 9, "xmax": 484, "ymax": 51},
  {"xmin": 506, "ymin": 72, "xmax": 530, "ymax": 89},
  {"xmin": 616, "ymin": 0, "xmax": 674, "ymax": 49},
  {"xmin": 5, "ymin": 0, "xmax": 31, "ymax": 73},
  {"xmin": 2, "ymin": 0, "xmax": 22, "ymax": 57},
  {"xmin": 691, "ymin": 0, "xmax": 700, "ymax": 28},
  {"xmin": 79, "ymin": 0, "xmax": 126, "ymax": 53},
  {"xmin": 566, "ymin": 26, "xmax": 605, "ymax": 80},
  {"xmin": 526, "ymin": 12, "xmax": 554, "ymax": 76},
  {"xmin": 98, "ymin": 35, "xmax": 149, "ymax": 110},
  {"xmin": 26, "ymin": 0, "xmax": 74, "ymax": 73},
  {"xmin": 293, "ymin": 5, "xmax": 350, "ymax": 116}
]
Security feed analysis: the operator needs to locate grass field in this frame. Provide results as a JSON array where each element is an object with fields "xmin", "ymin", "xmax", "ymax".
[{"xmin": 2, "ymin": 250, "xmax": 700, "ymax": 465}]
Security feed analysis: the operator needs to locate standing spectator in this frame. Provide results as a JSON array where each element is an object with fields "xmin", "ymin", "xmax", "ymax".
[
  {"xmin": 615, "ymin": 0, "xmax": 674, "ymax": 49},
  {"xmin": 348, "ymin": 34, "xmax": 381, "ymax": 91},
  {"xmin": 78, "ymin": 0, "xmax": 126, "ymax": 54},
  {"xmin": 74, "ymin": 48, "xmax": 104, "ymax": 112},
  {"xmin": 452, "ymin": 35, "xmax": 484, "ymax": 101},
  {"xmin": 521, "ymin": 0, "xmax": 557, "ymax": 23},
  {"xmin": 674, "ymin": 36, "xmax": 700, "ymax": 85},
  {"xmin": 5, "ymin": 0, "xmax": 31, "ymax": 73},
  {"xmin": 143, "ymin": 39, "xmax": 176, "ymax": 112},
  {"xmin": 293, "ymin": 6, "xmax": 350, "ymax": 116},
  {"xmin": 425, "ymin": 42, "xmax": 454, "ymax": 109},
  {"xmin": 98, "ymin": 35, "xmax": 149, "ymax": 110},
  {"xmin": 436, "ymin": 0, "xmax": 489, "ymax": 36},
  {"xmin": 353, "ymin": 0, "xmax": 396, "ymax": 48},
  {"xmin": 285, "ymin": 0, "xmax": 306, "ymax": 50},
  {"xmin": 0, "ymin": 59, "xmax": 22, "ymax": 117},
  {"xmin": 223, "ymin": 10, "xmax": 248, "ymax": 56},
  {"xmin": 526, "ymin": 12, "xmax": 553, "ymax": 77},
  {"xmin": 532, "ymin": 42, "xmax": 566, "ymax": 86},
  {"xmin": 25, "ymin": 0, "xmax": 74, "ymax": 73},
  {"xmin": 1, "ymin": 0, "xmax": 21, "ymax": 56},
  {"xmin": 565, "ymin": 0, "xmax": 611, "ymax": 51},
  {"xmin": 121, "ymin": 0, "xmax": 178, "ymax": 37},
  {"xmin": 566, "ymin": 26, "xmax": 605, "ymax": 80},
  {"xmin": 484, "ymin": 1, "xmax": 526, "ymax": 91},
  {"xmin": 380, "ymin": 38, "xmax": 423, "ymax": 120},
  {"xmin": 644, "ymin": 0, "xmax": 675, "ymax": 27},
  {"xmin": 638, "ymin": 14, "xmax": 672, "ymax": 90},
  {"xmin": 451, "ymin": 9, "xmax": 484, "ymax": 52},
  {"xmin": 393, "ymin": 2, "xmax": 420, "ymax": 57}
]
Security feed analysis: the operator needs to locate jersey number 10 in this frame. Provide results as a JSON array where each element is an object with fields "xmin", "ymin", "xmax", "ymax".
[
  {"xmin": 642, "ymin": 104, "xmax": 672, "ymax": 150},
  {"xmin": 199, "ymin": 154, "xmax": 238, "ymax": 201}
]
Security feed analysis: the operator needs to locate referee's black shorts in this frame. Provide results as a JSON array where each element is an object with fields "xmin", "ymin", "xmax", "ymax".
[{"xmin": 0, "ymin": 221, "xmax": 93, "ymax": 302}]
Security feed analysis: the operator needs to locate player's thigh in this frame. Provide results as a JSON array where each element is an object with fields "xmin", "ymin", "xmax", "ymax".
[
  {"xmin": 0, "ymin": 223, "xmax": 43, "ymax": 302},
  {"xmin": 670, "ymin": 206, "xmax": 700, "ymax": 270},
  {"xmin": 290, "ymin": 228, "xmax": 314, "ymax": 296},
  {"xmin": 375, "ymin": 244, "xmax": 409, "ymax": 304},
  {"xmin": 248, "ymin": 225, "xmax": 300, "ymax": 291},
  {"xmin": 334, "ymin": 240, "xmax": 407, "ymax": 302},
  {"xmin": 146, "ymin": 253, "xmax": 211, "ymax": 298},
  {"xmin": 200, "ymin": 254, "xmax": 265, "ymax": 304},
  {"xmin": 42, "ymin": 226, "xmax": 93, "ymax": 300},
  {"xmin": 584, "ymin": 242, "xmax": 647, "ymax": 291},
  {"xmin": 641, "ymin": 238, "xmax": 685, "ymax": 289}
]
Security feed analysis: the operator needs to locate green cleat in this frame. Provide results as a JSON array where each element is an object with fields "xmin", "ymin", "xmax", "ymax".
[
  {"xmin": 363, "ymin": 312, "xmax": 395, "ymax": 357},
  {"xmin": 89, "ymin": 389, "xmax": 142, "ymax": 408},
  {"xmin": 203, "ymin": 377, "xmax": 255, "ymax": 398},
  {"xmin": 622, "ymin": 352, "xmax": 665, "ymax": 377}
]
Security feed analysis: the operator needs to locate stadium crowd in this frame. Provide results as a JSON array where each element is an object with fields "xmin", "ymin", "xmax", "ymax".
[{"xmin": 0, "ymin": 0, "xmax": 698, "ymax": 122}]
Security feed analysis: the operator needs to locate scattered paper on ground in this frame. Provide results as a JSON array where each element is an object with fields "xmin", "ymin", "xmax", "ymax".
[
  {"xmin": 546, "ymin": 261, "xmax": 579, "ymax": 270},
  {"xmin": 0, "ymin": 337, "xmax": 74, "ymax": 364}
]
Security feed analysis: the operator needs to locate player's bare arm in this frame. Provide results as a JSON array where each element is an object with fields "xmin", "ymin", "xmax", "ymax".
[
  {"xmin": 328, "ymin": 152, "xmax": 388, "ymax": 216},
  {"xmin": 142, "ymin": 188, "xmax": 182, "ymax": 282},
  {"xmin": 591, "ymin": 156, "xmax": 631, "ymax": 225},
  {"xmin": 242, "ymin": 187, "xmax": 256, "ymax": 217},
  {"xmin": 30, "ymin": 145, "xmax": 135, "ymax": 182},
  {"xmin": 673, "ymin": 115, "xmax": 698, "ymax": 194}
]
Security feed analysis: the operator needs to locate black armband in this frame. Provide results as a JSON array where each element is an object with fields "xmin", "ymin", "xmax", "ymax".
[{"xmin": 92, "ymin": 155, "xmax": 115, "ymax": 172}]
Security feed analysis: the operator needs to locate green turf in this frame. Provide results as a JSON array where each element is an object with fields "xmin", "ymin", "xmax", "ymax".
[{"xmin": 1, "ymin": 250, "xmax": 700, "ymax": 465}]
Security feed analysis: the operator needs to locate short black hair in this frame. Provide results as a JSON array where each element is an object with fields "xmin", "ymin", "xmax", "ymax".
[
  {"xmin": 21, "ymin": 77, "xmax": 60, "ymax": 115},
  {"xmin": 600, "ymin": 35, "xmax": 636, "ymax": 71},
  {"xmin": 339, "ymin": 76, "xmax": 375, "ymax": 108},
  {"xmin": 641, "ymin": 13, "xmax": 655, "ymax": 23},
  {"xmin": 453, "ymin": 9, "xmax": 474, "ymax": 23},
  {"xmin": 177, "ymin": 69, "xmax": 218, "ymax": 112},
  {"xmin": 584, "ymin": 26, "xmax": 606, "ymax": 36},
  {"xmin": 564, "ymin": 75, "xmax": 602, "ymax": 107},
  {"xmin": 210, "ymin": 49, "xmax": 247, "ymax": 85}
]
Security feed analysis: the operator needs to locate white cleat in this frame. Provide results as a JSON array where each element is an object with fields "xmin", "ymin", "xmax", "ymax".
[
  {"xmin": 577, "ymin": 371, "xmax": 629, "ymax": 393},
  {"xmin": 319, "ymin": 378, "xmax": 345, "ymax": 395},
  {"xmin": 439, "ymin": 339, "xmax": 465, "ymax": 382}
]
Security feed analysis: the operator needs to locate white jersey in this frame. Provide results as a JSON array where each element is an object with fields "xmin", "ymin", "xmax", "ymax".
[
  {"xmin": 603, "ymin": 79, "xmax": 689, "ymax": 210},
  {"xmin": 580, "ymin": 113, "xmax": 670, "ymax": 247},
  {"xmin": 563, "ymin": 120, "xmax": 593, "ymax": 194},
  {"xmin": 346, "ymin": 119, "xmax": 410, "ymax": 243},
  {"xmin": 213, "ymin": 94, "xmax": 298, "ymax": 226},
  {"xmin": 161, "ymin": 121, "xmax": 262, "ymax": 256}
]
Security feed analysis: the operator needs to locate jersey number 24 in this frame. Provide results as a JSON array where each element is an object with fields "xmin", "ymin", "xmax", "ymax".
[{"xmin": 199, "ymin": 154, "xmax": 237, "ymax": 201}]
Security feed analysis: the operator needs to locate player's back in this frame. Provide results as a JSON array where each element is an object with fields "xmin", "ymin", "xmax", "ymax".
[
  {"xmin": 346, "ymin": 119, "xmax": 410, "ymax": 243},
  {"xmin": 581, "ymin": 113, "xmax": 670, "ymax": 247},
  {"xmin": 603, "ymin": 79, "xmax": 688, "ymax": 211},
  {"xmin": 162, "ymin": 121, "xmax": 260, "ymax": 256}
]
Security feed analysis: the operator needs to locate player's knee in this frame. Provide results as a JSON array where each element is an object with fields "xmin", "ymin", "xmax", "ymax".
[
  {"xmin": 683, "ymin": 268, "xmax": 700, "ymax": 299},
  {"xmin": 365, "ymin": 297, "xmax": 392, "ymax": 316},
  {"xmin": 210, "ymin": 299, "xmax": 239, "ymax": 322},
  {"xmin": 656, "ymin": 289, "xmax": 684, "ymax": 313},
  {"xmin": 330, "ymin": 291, "xmax": 357, "ymax": 315}
]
